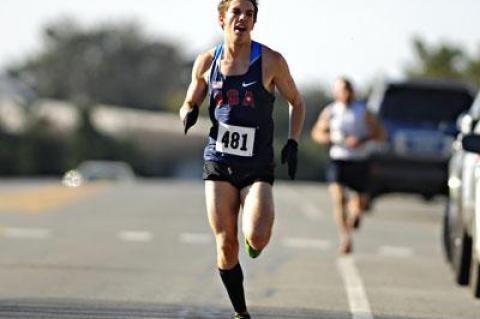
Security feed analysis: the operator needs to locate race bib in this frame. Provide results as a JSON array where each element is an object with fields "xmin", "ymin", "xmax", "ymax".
[{"xmin": 216, "ymin": 122, "xmax": 255, "ymax": 157}]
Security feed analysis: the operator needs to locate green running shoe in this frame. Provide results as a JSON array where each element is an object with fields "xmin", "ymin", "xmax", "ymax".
[
  {"xmin": 232, "ymin": 312, "xmax": 251, "ymax": 319},
  {"xmin": 245, "ymin": 238, "xmax": 262, "ymax": 258}
]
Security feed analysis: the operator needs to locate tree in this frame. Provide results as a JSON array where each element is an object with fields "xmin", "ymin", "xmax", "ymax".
[
  {"xmin": 464, "ymin": 57, "xmax": 480, "ymax": 88},
  {"xmin": 64, "ymin": 108, "xmax": 141, "ymax": 171},
  {"xmin": 407, "ymin": 37, "xmax": 465, "ymax": 80},
  {"xmin": 406, "ymin": 37, "xmax": 480, "ymax": 88},
  {"xmin": 9, "ymin": 18, "xmax": 188, "ymax": 110}
]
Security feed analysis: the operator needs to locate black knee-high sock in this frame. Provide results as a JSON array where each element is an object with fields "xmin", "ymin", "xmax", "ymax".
[{"xmin": 219, "ymin": 263, "xmax": 247, "ymax": 314}]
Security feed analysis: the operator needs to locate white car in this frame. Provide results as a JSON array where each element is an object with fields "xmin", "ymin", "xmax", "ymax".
[
  {"xmin": 444, "ymin": 91, "xmax": 480, "ymax": 298},
  {"xmin": 464, "ymin": 134, "xmax": 480, "ymax": 297},
  {"xmin": 62, "ymin": 160, "xmax": 135, "ymax": 187}
]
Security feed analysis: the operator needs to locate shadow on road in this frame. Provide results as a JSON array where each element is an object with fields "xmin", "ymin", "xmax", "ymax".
[{"xmin": 0, "ymin": 298, "xmax": 428, "ymax": 319}]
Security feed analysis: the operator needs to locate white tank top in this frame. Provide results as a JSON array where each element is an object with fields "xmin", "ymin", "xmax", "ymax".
[{"xmin": 328, "ymin": 101, "xmax": 370, "ymax": 160}]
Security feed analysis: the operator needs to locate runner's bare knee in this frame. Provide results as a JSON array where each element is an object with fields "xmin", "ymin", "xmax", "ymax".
[{"xmin": 216, "ymin": 235, "xmax": 239, "ymax": 267}]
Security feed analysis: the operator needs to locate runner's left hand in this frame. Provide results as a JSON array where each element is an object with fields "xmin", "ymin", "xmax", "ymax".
[{"xmin": 281, "ymin": 139, "xmax": 298, "ymax": 180}]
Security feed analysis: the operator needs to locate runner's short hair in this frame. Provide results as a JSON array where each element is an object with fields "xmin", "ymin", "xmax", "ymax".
[
  {"xmin": 338, "ymin": 76, "xmax": 354, "ymax": 94},
  {"xmin": 337, "ymin": 76, "xmax": 355, "ymax": 104},
  {"xmin": 218, "ymin": 0, "xmax": 258, "ymax": 23}
]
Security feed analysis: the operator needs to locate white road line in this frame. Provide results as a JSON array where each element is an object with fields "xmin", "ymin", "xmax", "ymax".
[
  {"xmin": 118, "ymin": 231, "xmax": 153, "ymax": 243},
  {"xmin": 379, "ymin": 246, "xmax": 414, "ymax": 258},
  {"xmin": 337, "ymin": 256, "xmax": 374, "ymax": 319},
  {"xmin": 179, "ymin": 232, "xmax": 212, "ymax": 244},
  {"xmin": 1, "ymin": 227, "xmax": 51, "ymax": 239},
  {"xmin": 283, "ymin": 237, "xmax": 331, "ymax": 250}
]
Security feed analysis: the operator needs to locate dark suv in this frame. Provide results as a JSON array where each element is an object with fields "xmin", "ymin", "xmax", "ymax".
[{"xmin": 367, "ymin": 79, "xmax": 476, "ymax": 199}]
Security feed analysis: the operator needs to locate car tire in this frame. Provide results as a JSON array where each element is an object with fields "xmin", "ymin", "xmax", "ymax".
[
  {"xmin": 442, "ymin": 203, "xmax": 453, "ymax": 262},
  {"xmin": 453, "ymin": 230, "xmax": 472, "ymax": 285},
  {"xmin": 471, "ymin": 260, "xmax": 480, "ymax": 298},
  {"xmin": 470, "ymin": 219, "xmax": 480, "ymax": 298}
]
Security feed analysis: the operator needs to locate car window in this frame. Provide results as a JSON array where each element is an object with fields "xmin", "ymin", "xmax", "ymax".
[{"xmin": 380, "ymin": 86, "xmax": 473, "ymax": 123}]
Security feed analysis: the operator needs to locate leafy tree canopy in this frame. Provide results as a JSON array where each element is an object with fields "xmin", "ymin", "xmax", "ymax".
[
  {"xmin": 407, "ymin": 37, "xmax": 480, "ymax": 88},
  {"xmin": 9, "ymin": 18, "xmax": 188, "ymax": 110}
]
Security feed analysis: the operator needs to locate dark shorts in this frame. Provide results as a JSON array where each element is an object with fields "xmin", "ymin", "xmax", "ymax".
[
  {"xmin": 326, "ymin": 159, "xmax": 370, "ymax": 193},
  {"xmin": 202, "ymin": 161, "xmax": 274, "ymax": 190}
]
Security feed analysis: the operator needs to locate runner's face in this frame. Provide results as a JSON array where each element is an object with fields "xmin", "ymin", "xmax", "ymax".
[
  {"xmin": 333, "ymin": 80, "xmax": 352, "ymax": 104},
  {"xmin": 220, "ymin": 0, "xmax": 255, "ymax": 41}
]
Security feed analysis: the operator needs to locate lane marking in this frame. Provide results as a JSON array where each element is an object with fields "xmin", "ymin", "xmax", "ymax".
[
  {"xmin": 118, "ymin": 231, "xmax": 153, "ymax": 242},
  {"xmin": 0, "ymin": 227, "xmax": 51, "ymax": 239},
  {"xmin": 283, "ymin": 237, "xmax": 331, "ymax": 250},
  {"xmin": 0, "ymin": 183, "xmax": 109, "ymax": 213},
  {"xmin": 179, "ymin": 232, "xmax": 212, "ymax": 244},
  {"xmin": 379, "ymin": 246, "xmax": 414, "ymax": 258},
  {"xmin": 337, "ymin": 256, "xmax": 374, "ymax": 319}
]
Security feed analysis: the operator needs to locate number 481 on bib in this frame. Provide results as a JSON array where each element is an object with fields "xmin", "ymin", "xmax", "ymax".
[{"xmin": 216, "ymin": 122, "xmax": 255, "ymax": 157}]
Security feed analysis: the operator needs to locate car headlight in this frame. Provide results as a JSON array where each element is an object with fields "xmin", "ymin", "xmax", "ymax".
[{"xmin": 62, "ymin": 170, "xmax": 83, "ymax": 188}]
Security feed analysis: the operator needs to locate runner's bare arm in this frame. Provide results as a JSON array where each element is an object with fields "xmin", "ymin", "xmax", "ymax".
[
  {"xmin": 311, "ymin": 107, "xmax": 331, "ymax": 145},
  {"xmin": 271, "ymin": 52, "xmax": 305, "ymax": 142},
  {"xmin": 179, "ymin": 51, "xmax": 213, "ymax": 122},
  {"xmin": 366, "ymin": 111, "xmax": 386, "ymax": 142}
]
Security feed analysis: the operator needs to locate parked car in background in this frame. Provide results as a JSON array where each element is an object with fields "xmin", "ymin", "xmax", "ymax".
[
  {"xmin": 62, "ymin": 160, "xmax": 136, "ymax": 187},
  {"xmin": 443, "ymin": 91, "xmax": 480, "ymax": 298},
  {"xmin": 464, "ymin": 134, "xmax": 480, "ymax": 297},
  {"xmin": 444, "ymin": 113, "xmax": 477, "ymax": 284},
  {"xmin": 367, "ymin": 79, "xmax": 476, "ymax": 200}
]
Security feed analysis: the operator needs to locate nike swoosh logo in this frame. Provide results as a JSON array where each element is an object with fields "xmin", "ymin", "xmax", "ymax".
[{"xmin": 242, "ymin": 81, "xmax": 257, "ymax": 88}]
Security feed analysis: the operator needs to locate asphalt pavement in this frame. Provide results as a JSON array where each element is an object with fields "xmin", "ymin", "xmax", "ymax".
[{"xmin": 0, "ymin": 179, "xmax": 478, "ymax": 319}]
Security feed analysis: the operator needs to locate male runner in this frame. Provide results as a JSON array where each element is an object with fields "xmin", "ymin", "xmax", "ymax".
[
  {"xmin": 179, "ymin": 1, "xmax": 305, "ymax": 317},
  {"xmin": 311, "ymin": 77, "xmax": 385, "ymax": 254}
]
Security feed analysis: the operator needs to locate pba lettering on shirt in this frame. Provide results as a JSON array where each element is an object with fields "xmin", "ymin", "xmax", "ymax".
[{"xmin": 212, "ymin": 88, "xmax": 256, "ymax": 108}]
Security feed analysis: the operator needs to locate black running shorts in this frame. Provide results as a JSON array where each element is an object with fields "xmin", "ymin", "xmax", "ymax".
[
  {"xmin": 326, "ymin": 159, "xmax": 370, "ymax": 193},
  {"xmin": 202, "ymin": 161, "xmax": 274, "ymax": 190}
]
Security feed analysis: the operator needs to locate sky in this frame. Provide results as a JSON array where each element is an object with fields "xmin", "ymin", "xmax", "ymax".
[{"xmin": 1, "ymin": 0, "xmax": 480, "ymax": 89}]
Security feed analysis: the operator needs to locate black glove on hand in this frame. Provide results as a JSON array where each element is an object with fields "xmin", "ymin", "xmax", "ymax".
[
  {"xmin": 281, "ymin": 139, "xmax": 298, "ymax": 180},
  {"xmin": 183, "ymin": 105, "xmax": 199, "ymax": 134}
]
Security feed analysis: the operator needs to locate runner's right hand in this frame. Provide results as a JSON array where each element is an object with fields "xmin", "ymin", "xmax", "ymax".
[{"xmin": 183, "ymin": 105, "xmax": 199, "ymax": 134}]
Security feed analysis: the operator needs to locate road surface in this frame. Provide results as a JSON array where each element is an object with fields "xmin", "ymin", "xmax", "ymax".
[{"xmin": 0, "ymin": 179, "xmax": 478, "ymax": 318}]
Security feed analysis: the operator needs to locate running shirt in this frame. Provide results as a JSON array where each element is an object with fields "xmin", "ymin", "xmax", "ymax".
[
  {"xmin": 204, "ymin": 41, "xmax": 275, "ymax": 167},
  {"xmin": 328, "ymin": 101, "xmax": 371, "ymax": 160}
]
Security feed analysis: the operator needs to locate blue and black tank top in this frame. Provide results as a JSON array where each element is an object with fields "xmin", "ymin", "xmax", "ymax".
[{"xmin": 203, "ymin": 41, "xmax": 275, "ymax": 167}]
